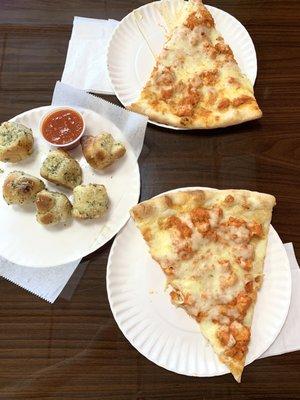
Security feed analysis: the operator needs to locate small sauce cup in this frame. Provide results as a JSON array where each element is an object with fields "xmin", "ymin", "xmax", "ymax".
[{"xmin": 39, "ymin": 107, "xmax": 85, "ymax": 150}]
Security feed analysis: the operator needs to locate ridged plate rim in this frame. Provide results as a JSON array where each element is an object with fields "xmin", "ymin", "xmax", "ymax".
[
  {"xmin": 107, "ymin": 186, "xmax": 291, "ymax": 378},
  {"xmin": 107, "ymin": 1, "xmax": 258, "ymax": 130}
]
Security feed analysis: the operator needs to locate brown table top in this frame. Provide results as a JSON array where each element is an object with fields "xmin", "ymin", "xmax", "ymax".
[{"xmin": 0, "ymin": 0, "xmax": 300, "ymax": 398}]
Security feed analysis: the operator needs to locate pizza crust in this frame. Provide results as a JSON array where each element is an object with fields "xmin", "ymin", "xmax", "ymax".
[
  {"xmin": 129, "ymin": 100, "xmax": 262, "ymax": 129},
  {"xmin": 132, "ymin": 189, "xmax": 275, "ymax": 219}
]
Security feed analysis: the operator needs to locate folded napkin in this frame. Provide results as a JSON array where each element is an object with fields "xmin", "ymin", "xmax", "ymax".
[
  {"xmin": 0, "ymin": 82, "xmax": 147, "ymax": 303},
  {"xmin": 62, "ymin": 17, "xmax": 118, "ymax": 95},
  {"xmin": 260, "ymin": 243, "xmax": 300, "ymax": 358},
  {"xmin": 0, "ymin": 257, "xmax": 85, "ymax": 303}
]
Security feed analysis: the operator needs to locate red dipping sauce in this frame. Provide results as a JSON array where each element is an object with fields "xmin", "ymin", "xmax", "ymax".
[{"xmin": 41, "ymin": 108, "xmax": 84, "ymax": 145}]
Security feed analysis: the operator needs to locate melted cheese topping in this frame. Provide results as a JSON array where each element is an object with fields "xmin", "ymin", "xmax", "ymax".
[
  {"xmin": 131, "ymin": 0, "xmax": 261, "ymax": 128},
  {"xmin": 131, "ymin": 189, "xmax": 275, "ymax": 380}
]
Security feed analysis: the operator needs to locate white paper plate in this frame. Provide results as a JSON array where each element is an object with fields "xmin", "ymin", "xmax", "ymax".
[
  {"xmin": 107, "ymin": 187, "xmax": 291, "ymax": 378},
  {"xmin": 0, "ymin": 106, "xmax": 140, "ymax": 267},
  {"xmin": 107, "ymin": 0, "xmax": 257, "ymax": 130}
]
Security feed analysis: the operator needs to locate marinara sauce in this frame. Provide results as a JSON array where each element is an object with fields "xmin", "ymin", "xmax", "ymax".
[{"xmin": 42, "ymin": 109, "xmax": 84, "ymax": 145}]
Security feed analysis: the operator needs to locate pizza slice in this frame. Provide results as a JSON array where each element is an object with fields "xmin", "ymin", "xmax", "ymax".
[
  {"xmin": 129, "ymin": 0, "xmax": 262, "ymax": 128},
  {"xmin": 130, "ymin": 189, "xmax": 275, "ymax": 382}
]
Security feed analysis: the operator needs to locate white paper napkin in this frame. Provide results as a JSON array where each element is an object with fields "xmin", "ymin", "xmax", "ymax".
[
  {"xmin": 260, "ymin": 242, "xmax": 300, "ymax": 358},
  {"xmin": 61, "ymin": 17, "xmax": 118, "ymax": 95},
  {"xmin": 0, "ymin": 82, "xmax": 147, "ymax": 303},
  {"xmin": 0, "ymin": 257, "xmax": 84, "ymax": 303}
]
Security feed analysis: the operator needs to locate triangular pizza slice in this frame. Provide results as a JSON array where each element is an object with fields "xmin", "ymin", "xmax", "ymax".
[
  {"xmin": 129, "ymin": 0, "xmax": 262, "ymax": 128},
  {"xmin": 130, "ymin": 189, "xmax": 275, "ymax": 381}
]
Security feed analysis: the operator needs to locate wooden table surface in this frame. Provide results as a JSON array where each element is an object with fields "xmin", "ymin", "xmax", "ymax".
[{"xmin": 0, "ymin": 1, "xmax": 299, "ymax": 398}]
